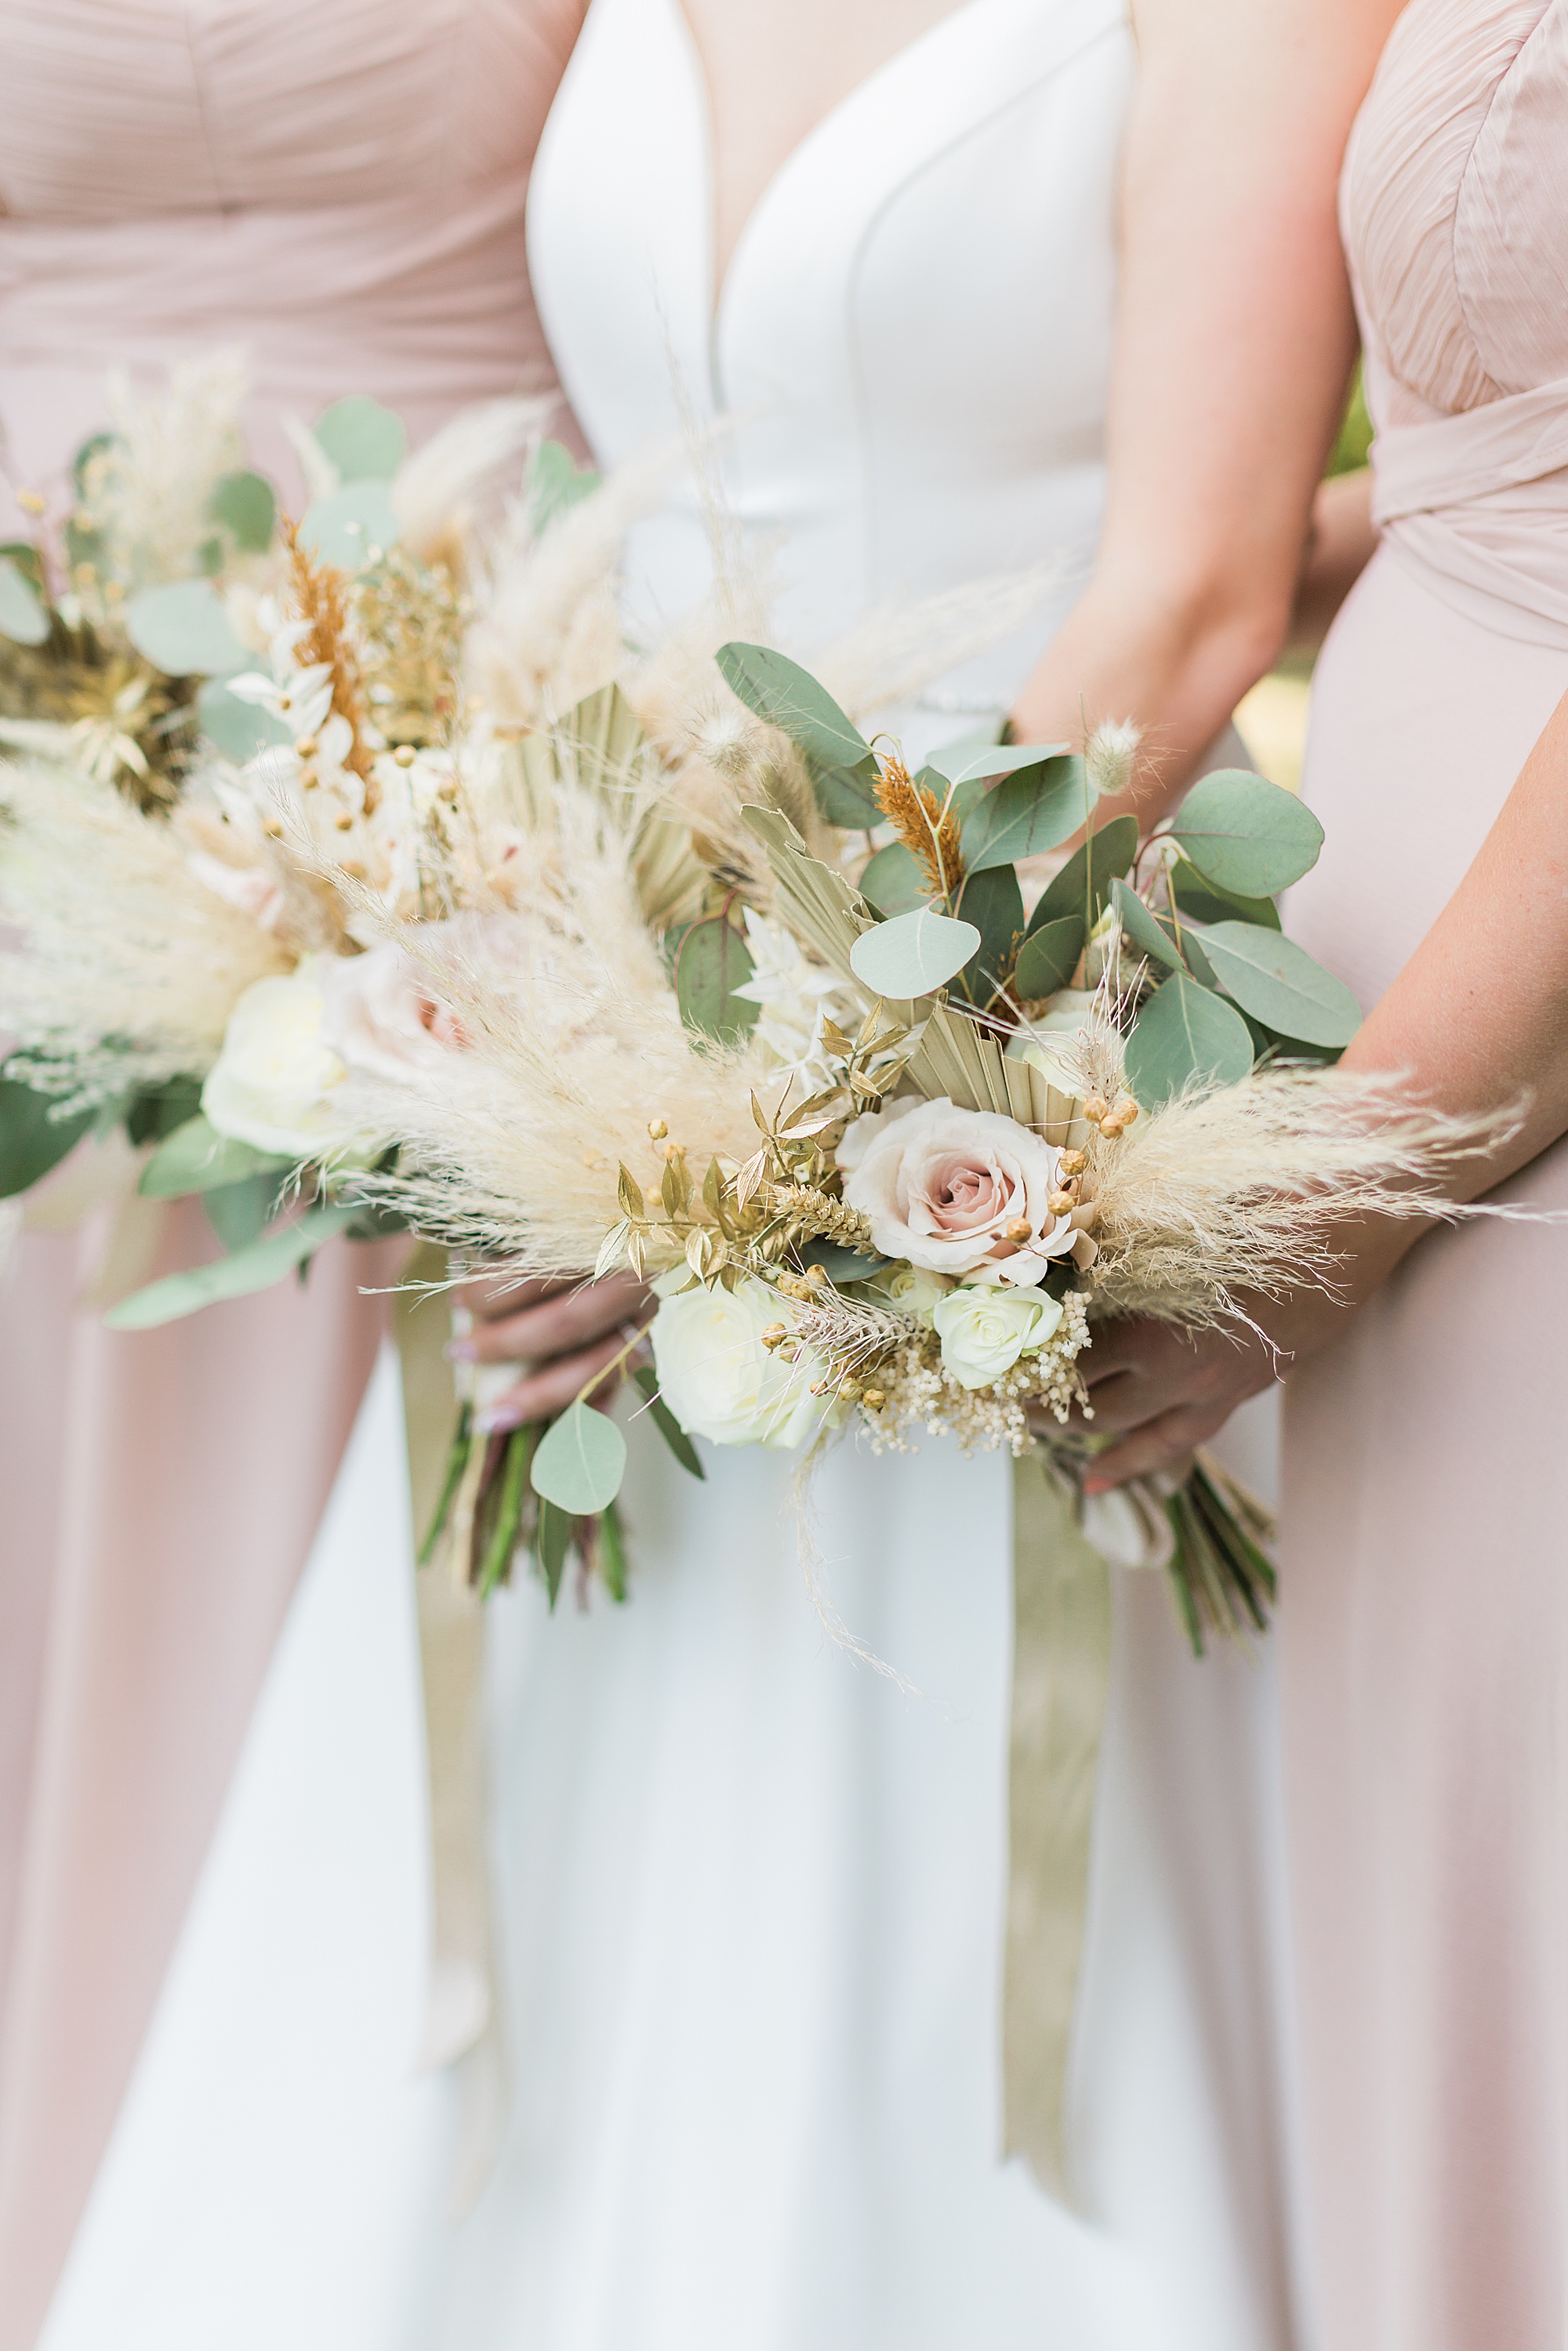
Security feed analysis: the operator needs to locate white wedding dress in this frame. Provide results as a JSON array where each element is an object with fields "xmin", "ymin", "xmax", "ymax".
[{"xmin": 39, "ymin": 3, "xmax": 1300, "ymax": 2347}]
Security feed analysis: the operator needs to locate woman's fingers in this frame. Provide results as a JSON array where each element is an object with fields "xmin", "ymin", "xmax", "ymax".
[
  {"xmin": 474, "ymin": 1327, "xmax": 646, "ymax": 1434},
  {"xmin": 454, "ymin": 1272, "xmax": 650, "ymax": 1366},
  {"xmin": 1080, "ymin": 1402, "xmax": 1231, "ymax": 1490}
]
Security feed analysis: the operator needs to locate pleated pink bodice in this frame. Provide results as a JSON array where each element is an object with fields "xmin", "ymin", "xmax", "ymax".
[
  {"xmin": 0, "ymin": 9, "xmax": 579, "ymax": 2346},
  {"xmin": 1281, "ymin": 8, "xmax": 1568, "ymax": 2349}
]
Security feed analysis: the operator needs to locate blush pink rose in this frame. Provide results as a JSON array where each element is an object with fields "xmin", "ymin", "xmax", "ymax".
[{"xmin": 838, "ymin": 1096, "xmax": 1074, "ymax": 1288}]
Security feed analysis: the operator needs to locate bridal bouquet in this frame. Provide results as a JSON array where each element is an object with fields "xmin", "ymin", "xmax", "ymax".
[
  {"xmin": 0, "ymin": 359, "xmax": 592, "ymax": 1276},
  {"xmin": 353, "ymin": 643, "xmax": 1479, "ymax": 1647}
]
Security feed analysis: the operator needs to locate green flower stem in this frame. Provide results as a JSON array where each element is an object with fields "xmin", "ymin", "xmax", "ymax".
[
  {"xmin": 417, "ymin": 1401, "xmax": 473, "ymax": 1567},
  {"xmin": 478, "ymin": 1421, "xmax": 539, "ymax": 1597}
]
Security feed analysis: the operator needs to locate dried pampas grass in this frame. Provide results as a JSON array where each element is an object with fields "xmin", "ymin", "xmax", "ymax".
[
  {"xmin": 0, "ymin": 758, "xmax": 289, "ymax": 1101},
  {"xmin": 78, "ymin": 349, "xmax": 251, "ymax": 590}
]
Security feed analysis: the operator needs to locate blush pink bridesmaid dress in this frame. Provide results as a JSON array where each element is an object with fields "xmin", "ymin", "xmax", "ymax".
[
  {"xmin": 1279, "ymin": 4, "xmax": 1568, "ymax": 2346},
  {"xmin": 0, "ymin": 5, "xmax": 579, "ymax": 2342}
]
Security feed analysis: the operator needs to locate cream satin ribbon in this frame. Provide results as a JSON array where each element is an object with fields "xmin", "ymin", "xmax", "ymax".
[
  {"xmin": 391, "ymin": 1241, "xmax": 507, "ymax": 2215},
  {"xmin": 1004, "ymin": 1449, "xmax": 1113, "ymax": 2206}
]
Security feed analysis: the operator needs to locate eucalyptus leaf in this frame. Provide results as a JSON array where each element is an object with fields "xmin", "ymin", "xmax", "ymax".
[
  {"xmin": 1110, "ymin": 877, "xmax": 1185, "ymax": 975},
  {"xmin": 673, "ymin": 914, "xmax": 760, "ymax": 1041},
  {"xmin": 125, "ymin": 1074, "xmax": 205, "ymax": 1146},
  {"xmin": 0, "ymin": 558, "xmax": 49, "ymax": 648},
  {"xmin": 1169, "ymin": 770, "xmax": 1324, "ymax": 897},
  {"xmin": 139, "ymin": 1113, "xmax": 291, "ymax": 1200},
  {"xmin": 71, "ymin": 431, "xmax": 117, "ymax": 497},
  {"xmin": 312, "ymin": 394, "xmax": 407, "ymax": 483},
  {"xmin": 632, "ymin": 1365, "xmax": 706, "ymax": 1479},
  {"xmin": 1192, "ymin": 921, "xmax": 1363, "ymax": 1048},
  {"xmin": 298, "ymin": 480, "xmax": 401, "ymax": 571},
  {"xmin": 204, "ymin": 1170, "xmax": 281, "ymax": 1253},
  {"xmin": 0, "ymin": 541, "xmax": 44, "ymax": 593},
  {"xmin": 1029, "ymin": 815, "xmax": 1139, "ymax": 931},
  {"xmin": 124, "ymin": 580, "xmax": 249, "ymax": 678},
  {"xmin": 0, "ymin": 1078, "xmax": 93, "ymax": 1198},
  {"xmin": 1169, "ymin": 859, "xmax": 1280, "ymax": 932},
  {"xmin": 960, "ymin": 755, "xmax": 1089, "ymax": 872},
  {"xmin": 1014, "ymin": 914, "xmax": 1085, "ymax": 1001},
  {"xmin": 799, "ymin": 1239, "xmax": 894, "ymax": 1283},
  {"xmin": 530, "ymin": 1399, "xmax": 628, "ymax": 1514},
  {"xmin": 858, "ymin": 840, "xmax": 927, "ymax": 918},
  {"xmin": 529, "ymin": 439, "xmax": 602, "ymax": 533},
  {"xmin": 1123, "ymin": 973, "xmax": 1255, "ymax": 1106},
  {"xmin": 946, "ymin": 741, "xmax": 1073, "ymax": 787},
  {"xmin": 715, "ymin": 641, "xmax": 873, "ymax": 770},
  {"xmin": 103, "ymin": 1200, "xmax": 360, "ymax": 1329},
  {"xmin": 952, "ymin": 864, "xmax": 1025, "ymax": 1005},
  {"xmin": 196, "ymin": 676, "xmax": 291, "ymax": 761},
  {"xmin": 808, "ymin": 755, "xmax": 883, "ymax": 829},
  {"xmin": 209, "ymin": 470, "xmax": 277, "ymax": 554},
  {"xmin": 849, "ymin": 906, "xmax": 980, "ymax": 998}
]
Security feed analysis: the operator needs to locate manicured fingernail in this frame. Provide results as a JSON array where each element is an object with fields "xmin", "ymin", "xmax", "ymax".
[
  {"xmin": 1082, "ymin": 1477, "xmax": 1111, "ymax": 1496},
  {"xmin": 474, "ymin": 1405, "xmax": 521, "ymax": 1435},
  {"xmin": 445, "ymin": 1339, "xmax": 477, "ymax": 1363}
]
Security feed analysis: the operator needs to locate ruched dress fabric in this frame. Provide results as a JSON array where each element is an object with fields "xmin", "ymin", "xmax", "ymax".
[
  {"xmin": 37, "ymin": 4, "xmax": 1298, "ymax": 2347},
  {"xmin": 1279, "ymin": 5, "xmax": 1568, "ymax": 2347},
  {"xmin": 0, "ymin": 7, "xmax": 579, "ymax": 2347}
]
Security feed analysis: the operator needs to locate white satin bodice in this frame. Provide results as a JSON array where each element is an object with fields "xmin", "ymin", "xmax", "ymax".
[{"xmin": 526, "ymin": 0, "xmax": 1133, "ymax": 729}]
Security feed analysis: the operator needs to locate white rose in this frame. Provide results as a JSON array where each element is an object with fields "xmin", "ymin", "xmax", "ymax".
[
  {"xmin": 650, "ymin": 1277, "xmax": 831, "ymax": 1451},
  {"xmin": 863, "ymin": 1263, "xmax": 953, "ymax": 1322},
  {"xmin": 318, "ymin": 939, "xmax": 470, "ymax": 1085},
  {"xmin": 840, "ymin": 1096, "xmax": 1075, "ymax": 1288},
  {"xmin": 931, "ymin": 1284, "xmax": 1065, "ymax": 1390},
  {"xmin": 201, "ymin": 958, "xmax": 360, "ymax": 1160}
]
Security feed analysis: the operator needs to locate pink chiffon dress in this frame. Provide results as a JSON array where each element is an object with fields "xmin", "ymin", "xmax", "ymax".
[
  {"xmin": 0, "ymin": 5, "xmax": 579, "ymax": 2342},
  {"xmin": 1279, "ymin": 4, "xmax": 1568, "ymax": 2346}
]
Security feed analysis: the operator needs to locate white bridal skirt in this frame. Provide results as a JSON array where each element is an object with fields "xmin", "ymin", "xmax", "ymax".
[{"xmin": 40, "ymin": 1350, "xmax": 1301, "ymax": 2351}]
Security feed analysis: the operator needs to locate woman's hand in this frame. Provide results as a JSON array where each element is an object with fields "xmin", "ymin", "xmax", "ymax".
[{"xmin": 450, "ymin": 1270, "xmax": 654, "ymax": 1433}]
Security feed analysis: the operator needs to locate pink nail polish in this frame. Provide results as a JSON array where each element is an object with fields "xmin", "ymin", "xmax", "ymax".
[
  {"xmin": 1082, "ymin": 1476, "xmax": 1111, "ymax": 1496},
  {"xmin": 474, "ymin": 1405, "xmax": 521, "ymax": 1436}
]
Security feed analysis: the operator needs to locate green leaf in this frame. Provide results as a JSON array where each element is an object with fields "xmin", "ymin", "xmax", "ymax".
[
  {"xmin": 71, "ymin": 431, "xmax": 118, "ymax": 498},
  {"xmin": 0, "ymin": 541, "xmax": 44, "ymax": 593},
  {"xmin": 952, "ymin": 863, "xmax": 1024, "ymax": 1005},
  {"xmin": 1014, "ymin": 914, "xmax": 1085, "ymax": 1001},
  {"xmin": 103, "ymin": 1201, "xmax": 360, "ymax": 1329},
  {"xmin": 0, "ymin": 558, "xmax": 49, "ymax": 648},
  {"xmin": 806, "ymin": 754, "xmax": 883, "ymax": 829},
  {"xmin": 960, "ymin": 755, "xmax": 1089, "ymax": 872},
  {"xmin": 848, "ymin": 906, "xmax": 980, "ymax": 998},
  {"xmin": 531, "ymin": 1398, "xmax": 628, "ymax": 1514},
  {"xmin": 1169, "ymin": 859, "xmax": 1280, "ymax": 932},
  {"xmin": 298, "ymin": 481, "xmax": 401, "ymax": 572},
  {"xmin": 598, "ymin": 1495, "xmax": 630, "ymax": 1602},
  {"xmin": 204, "ymin": 1169, "xmax": 281, "ymax": 1253},
  {"xmin": 800, "ymin": 1238, "xmax": 893, "ymax": 1282},
  {"xmin": 196, "ymin": 676, "xmax": 290, "ymax": 761},
  {"xmin": 1110, "ymin": 877, "xmax": 1186, "ymax": 975},
  {"xmin": 1168, "ymin": 770, "xmax": 1324, "ymax": 897},
  {"xmin": 1029, "ymin": 815, "xmax": 1139, "ymax": 932},
  {"xmin": 715, "ymin": 641, "xmax": 873, "ymax": 771},
  {"xmin": 946, "ymin": 741, "xmax": 1073, "ymax": 787},
  {"xmin": 1123, "ymin": 973, "xmax": 1255, "ymax": 1107},
  {"xmin": 536, "ymin": 1498, "xmax": 576, "ymax": 1608},
  {"xmin": 311, "ymin": 394, "xmax": 407, "ymax": 483},
  {"xmin": 858, "ymin": 840, "xmax": 927, "ymax": 918},
  {"xmin": 125, "ymin": 1075, "xmax": 205, "ymax": 1146},
  {"xmin": 209, "ymin": 469, "xmax": 277, "ymax": 554},
  {"xmin": 632, "ymin": 1364, "xmax": 706, "ymax": 1480},
  {"xmin": 0, "ymin": 1078, "xmax": 93, "ymax": 1198},
  {"xmin": 673, "ymin": 913, "xmax": 760, "ymax": 1042},
  {"xmin": 1192, "ymin": 921, "xmax": 1363, "ymax": 1048},
  {"xmin": 140, "ymin": 1113, "xmax": 291, "ymax": 1199},
  {"xmin": 123, "ymin": 580, "xmax": 249, "ymax": 677},
  {"xmin": 528, "ymin": 439, "xmax": 601, "ymax": 534}
]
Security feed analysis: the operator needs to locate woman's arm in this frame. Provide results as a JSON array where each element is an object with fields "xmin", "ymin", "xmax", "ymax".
[
  {"xmin": 1011, "ymin": 0, "xmax": 1403, "ymax": 821},
  {"xmin": 1070, "ymin": 684, "xmax": 1568, "ymax": 1488}
]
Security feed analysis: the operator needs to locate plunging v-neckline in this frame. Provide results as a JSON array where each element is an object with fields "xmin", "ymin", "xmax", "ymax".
[{"xmin": 667, "ymin": 0, "xmax": 1003, "ymax": 333}]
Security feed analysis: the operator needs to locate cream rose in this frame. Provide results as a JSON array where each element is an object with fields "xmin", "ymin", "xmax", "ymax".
[
  {"xmin": 931, "ymin": 1284, "xmax": 1065, "ymax": 1390},
  {"xmin": 651, "ymin": 1277, "xmax": 830, "ymax": 1451},
  {"xmin": 863, "ymin": 1263, "xmax": 953, "ymax": 1322},
  {"xmin": 839, "ymin": 1096, "xmax": 1075, "ymax": 1288},
  {"xmin": 201, "ymin": 960, "xmax": 361, "ymax": 1161},
  {"xmin": 318, "ymin": 939, "xmax": 470, "ymax": 1085}
]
